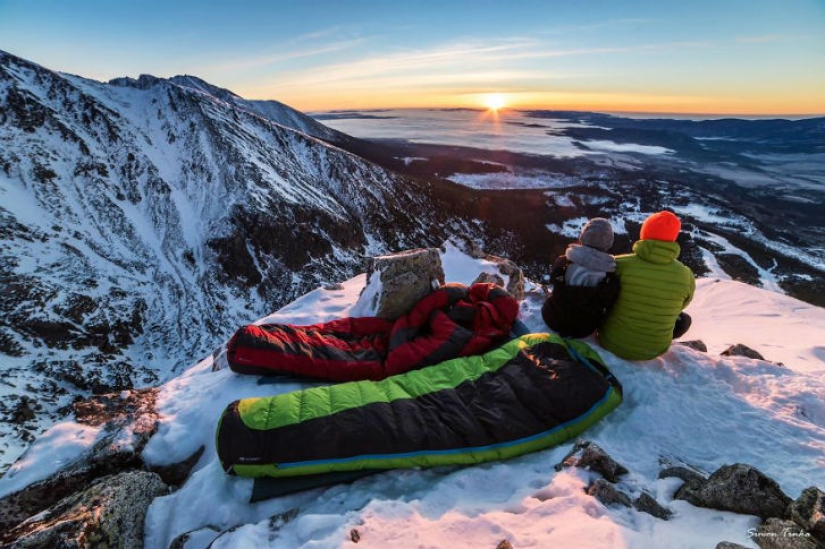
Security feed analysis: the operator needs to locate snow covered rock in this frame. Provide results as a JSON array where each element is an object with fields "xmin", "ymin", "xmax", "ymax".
[
  {"xmin": 556, "ymin": 440, "xmax": 629, "ymax": 483},
  {"xmin": 0, "ymin": 389, "xmax": 158, "ymax": 530},
  {"xmin": 587, "ymin": 478, "xmax": 632, "ymax": 508},
  {"xmin": 633, "ymin": 492, "xmax": 673, "ymax": 520},
  {"xmin": 352, "ymin": 248, "xmax": 444, "ymax": 319},
  {"xmin": 0, "ymin": 387, "xmax": 201, "ymax": 535},
  {"xmin": 1, "ymin": 471, "xmax": 167, "ymax": 549},
  {"xmin": 472, "ymin": 271, "xmax": 506, "ymax": 288},
  {"xmin": 442, "ymin": 238, "xmax": 525, "ymax": 299},
  {"xmin": 674, "ymin": 463, "xmax": 792, "ymax": 520},
  {"xmin": 721, "ymin": 343, "xmax": 767, "ymax": 361},
  {"xmin": 658, "ymin": 465, "xmax": 707, "ymax": 486}
]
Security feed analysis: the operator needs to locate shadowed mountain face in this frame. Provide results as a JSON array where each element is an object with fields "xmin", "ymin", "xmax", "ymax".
[{"xmin": 0, "ymin": 51, "xmax": 489, "ymax": 465}]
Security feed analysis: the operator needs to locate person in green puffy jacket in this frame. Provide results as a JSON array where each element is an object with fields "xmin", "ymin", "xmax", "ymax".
[{"xmin": 598, "ymin": 211, "xmax": 695, "ymax": 360}]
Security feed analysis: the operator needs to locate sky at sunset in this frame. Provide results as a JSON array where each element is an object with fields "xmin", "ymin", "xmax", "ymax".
[{"xmin": 1, "ymin": 0, "xmax": 824, "ymax": 115}]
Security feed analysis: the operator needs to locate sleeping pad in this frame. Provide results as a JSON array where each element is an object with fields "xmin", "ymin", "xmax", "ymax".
[{"xmin": 216, "ymin": 333, "xmax": 623, "ymax": 479}]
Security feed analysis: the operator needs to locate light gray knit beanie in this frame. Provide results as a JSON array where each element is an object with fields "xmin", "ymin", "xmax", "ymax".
[{"xmin": 579, "ymin": 217, "xmax": 614, "ymax": 251}]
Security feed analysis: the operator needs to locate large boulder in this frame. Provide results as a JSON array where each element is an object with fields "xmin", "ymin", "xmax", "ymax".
[
  {"xmin": 351, "ymin": 248, "xmax": 444, "ymax": 319},
  {"xmin": 1, "ymin": 471, "xmax": 168, "ymax": 549},
  {"xmin": 674, "ymin": 463, "xmax": 791, "ymax": 520}
]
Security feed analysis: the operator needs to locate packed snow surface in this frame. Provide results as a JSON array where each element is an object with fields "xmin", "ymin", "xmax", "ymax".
[{"xmin": 2, "ymin": 245, "xmax": 824, "ymax": 549}]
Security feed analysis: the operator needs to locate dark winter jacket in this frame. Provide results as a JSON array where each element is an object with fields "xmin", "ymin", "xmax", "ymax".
[
  {"xmin": 227, "ymin": 282, "xmax": 519, "ymax": 381},
  {"xmin": 541, "ymin": 249, "xmax": 620, "ymax": 338}
]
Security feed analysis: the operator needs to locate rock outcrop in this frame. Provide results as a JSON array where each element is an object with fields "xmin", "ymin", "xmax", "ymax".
[
  {"xmin": 352, "ymin": 248, "xmax": 445, "ymax": 319},
  {"xmin": 0, "ymin": 388, "xmax": 203, "ymax": 549},
  {"xmin": 674, "ymin": 463, "xmax": 791, "ymax": 520},
  {"xmin": 2, "ymin": 471, "xmax": 167, "ymax": 549}
]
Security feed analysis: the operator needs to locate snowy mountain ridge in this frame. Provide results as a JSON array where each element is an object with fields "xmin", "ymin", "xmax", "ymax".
[{"xmin": 0, "ymin": 49, "xmax": 477, "ymax": 470}]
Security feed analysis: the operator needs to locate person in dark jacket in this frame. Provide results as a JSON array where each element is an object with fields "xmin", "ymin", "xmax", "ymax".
[{"xmin": 542, "ymin": 218, "xmax": 620, "ymax": 338}]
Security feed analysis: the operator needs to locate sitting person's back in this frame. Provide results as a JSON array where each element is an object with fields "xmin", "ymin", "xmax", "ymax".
[
  {"xmin": 598, "ymin": 211, "xmax": 695, "ymax": 360},
  {"xmin": 542, "ymin": 218, "xmax": 620, "ymax": 338}
]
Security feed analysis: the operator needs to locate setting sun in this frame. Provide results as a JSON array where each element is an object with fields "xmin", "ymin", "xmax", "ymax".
[{"xmin": 483, "ymin": 93, "xmax": 507, "ymax": 111}]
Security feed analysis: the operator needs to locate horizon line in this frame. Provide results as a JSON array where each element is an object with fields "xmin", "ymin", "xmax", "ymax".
[{"xmin": 307, "ymin": 106, "xmax": 825, "ymax": 119}]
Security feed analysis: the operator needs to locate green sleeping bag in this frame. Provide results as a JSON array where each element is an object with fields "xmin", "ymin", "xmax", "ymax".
[{"xmin": 216, "ymin": 333, "xmax": 623, "ymax": 478}]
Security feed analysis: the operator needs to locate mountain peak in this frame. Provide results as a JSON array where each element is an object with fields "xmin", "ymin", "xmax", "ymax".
[{"xmin": 167, "ymin": 74, "xmax": 241, "ymax": 101}]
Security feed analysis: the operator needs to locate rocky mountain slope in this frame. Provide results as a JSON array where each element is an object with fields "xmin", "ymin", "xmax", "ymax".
[{"xmin": 0, "ymin": 50, "xmax": 481, "ymax": 468}]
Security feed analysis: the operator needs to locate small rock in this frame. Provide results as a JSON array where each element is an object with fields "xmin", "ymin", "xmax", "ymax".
[
  {"xmin": 721, "ymin": 344, "xmax": 765, "ymax": 361},
  {"xmin": 633, "ymin": 492, "xmax": 673, "ymax": 520},
  {"xmin": 473, "ymin": 272, "xmax": 506, "ymax": 288},
  {"xmin": 658, "ymin": 465, "xmax": 707, "ymax": 487},
  {"xmin": 587, "ymin": 479, "xmax": 632, "ymax": 508},
  {"xmin": 324, "ymin": 282, "xmax": 345, "ymax": 291},
  {"xmin": 715, "ymin": 542, "xmax": 751, "ymax": 549},
  {"xmin": 350, "ymin": 529, "xmax": 361, "ymax": 543},
  {"xmin": 677, "ymin": 340, "xmax": 708, "ymax": 352},
  {"xmin": 674, "ymin": 463, "xmax": 791, "ymax": 520},
  {"xmin": 753, "ymin": 518, "xmax": 823, "ymax": 549},
  {"xmin": 496, "ymin": 540, "xmax": 514, "ymax": 549},
  {"xmin": 11, "ymin": 397, "xmax": 36, "ymax": 424},
  {"xmin": 556, "ymin": 440, "xmax": 628, "ymax": 483},
  {"xmin": 789, "ymin": 487, "xmax": 825, "ymax": 542}
]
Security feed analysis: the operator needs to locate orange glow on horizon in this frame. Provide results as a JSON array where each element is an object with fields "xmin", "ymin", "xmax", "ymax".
[{"xmin": 246, "ymin": 85, "xmax": 825, "ymax": 117}]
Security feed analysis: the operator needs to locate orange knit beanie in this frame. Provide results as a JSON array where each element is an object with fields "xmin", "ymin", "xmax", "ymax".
[{"xmin": 640, "ymin": 211, "xmax": 681, "ymax": 242}]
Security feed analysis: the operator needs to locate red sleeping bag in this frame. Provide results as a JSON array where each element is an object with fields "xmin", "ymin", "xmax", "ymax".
[{"xmin": 226, "ymin": 282, "xmax": 519, "ymax": 381}]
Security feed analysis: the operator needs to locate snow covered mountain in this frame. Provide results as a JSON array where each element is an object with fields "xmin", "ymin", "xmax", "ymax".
[
  {"xmin": 0, "ymin": 50, "xmax": 480, "ymax": 468},
  {"xmin": 2, "ymin": 245, "xmax": 823, "ymax": 549}
]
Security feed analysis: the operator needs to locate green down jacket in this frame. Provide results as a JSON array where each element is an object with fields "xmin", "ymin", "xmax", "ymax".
[{"xmin": 598, "ymin": 239, "xmax": 695, "ymax": 360}]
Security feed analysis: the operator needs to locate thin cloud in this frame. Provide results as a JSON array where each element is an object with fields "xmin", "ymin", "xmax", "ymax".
[
  {"xmin": 204, "ymin": 28, "xmax": 368, "ymax": 73},
  {"xmin": 263, "ymin": 36, "xmax": 718, "ymax": 94},
  {"xmin": 735, "ymin": 34, "xmax": 784, "ymax": 44}
]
